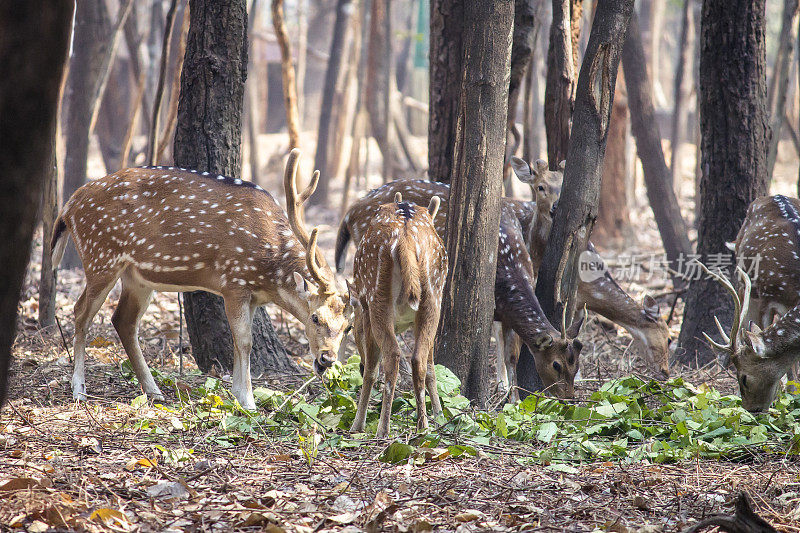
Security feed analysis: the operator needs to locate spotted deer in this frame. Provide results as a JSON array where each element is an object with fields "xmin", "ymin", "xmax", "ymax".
[
  {"xmin": 348, "ymin": 193, "xmax": 447, "ymax": 437},
  {"xmin": 702, "ymin": 263, "xmax": 800, "ymax": 412},
  {"xmin": 336, "ymin": 180, "xmax": 585, "ymax": 399},
  {"xmin": 726, "ymin": 195, "xmax": 800, "ymax": 330},
  {"xmin": 509, "ymin": 156, "xmax": 671, "ymax": 378},
  {"xmin": 51, "ymin": 149, "xmax": 351, "ymax": 409}
]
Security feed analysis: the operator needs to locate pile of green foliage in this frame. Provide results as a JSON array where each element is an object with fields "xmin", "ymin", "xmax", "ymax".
[{"xmin": 124, "ymin": 356, "xmax": 800, "ymax": 466}]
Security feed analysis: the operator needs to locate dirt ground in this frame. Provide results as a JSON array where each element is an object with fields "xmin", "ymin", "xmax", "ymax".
[{"xmin": 2, "ymin": 136, "xmax": 800, "ymax": 531}]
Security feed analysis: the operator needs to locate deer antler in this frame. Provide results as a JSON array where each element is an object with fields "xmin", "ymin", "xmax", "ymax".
[
  {"xmin": 698, "ymin": 262, "xmax": 752, "ymax": 354},
  {"xmin": 283, "ymin": 149, "xmax": 334, "ymax": 292}
]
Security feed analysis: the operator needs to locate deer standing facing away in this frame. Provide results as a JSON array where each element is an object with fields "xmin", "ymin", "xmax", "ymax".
[
  {"xmin": 508, "ymin": 156, "xmax": 670, "ymax": 378},
  {"xmin": 51, "ymin": 149, "xmax": 351, "ymax": 409},
  {"xmin": 337, "ymin": 181, "xmax": 585, "ymax": 399},
  {"xmin": 349, "ymin": 193, "xmax": 447, "ymax": 437}
]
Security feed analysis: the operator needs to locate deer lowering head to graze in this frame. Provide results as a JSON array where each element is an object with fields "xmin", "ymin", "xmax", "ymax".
[
  {"xmin": 336, "ymin": 180, "xmax": 585, "ymax": 398},
  {"xmin": 51, "ymin": 149, "xmax": 351, "ymax": 409},
  {"xmin": 702, "ymin": 264, "xmax": 800, "ymax": 412},
  {"xmin": 728, "ymin": 195, "xmax": 800, "ymax": 330},
  {"xmin": 349, "ymin": 193, "xmax": 447, "ymax": 437},
  {"xmin": 509, "ymin": 156, "xmax": 671, "ymax": 378}
]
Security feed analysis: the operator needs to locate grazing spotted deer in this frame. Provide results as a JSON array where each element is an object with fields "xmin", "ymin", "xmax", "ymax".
[
  {"xmin": 51, "ymin": 149, "xmax": 351, "ymax": 409},
  {"xmin": 509, "ymin": 156, "xmax": 671, "ymax": 378},
  {"xmin": 336, "ymin": 181, "xmax": 585, "ymax": 399},
  {"xmin": 702, "ymin": 264, "xmax": 800, "ymax": 412},
  {"xmin": 727, "ymin": 195, "xmax": 800, "ymax": 330},
  {"xmin": 349, "ymin": 193, "xmax": 447, "ymax": 437}
]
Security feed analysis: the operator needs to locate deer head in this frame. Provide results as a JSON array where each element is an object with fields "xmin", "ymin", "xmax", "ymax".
[
  {"xmin": 509, "ymin": 157, "xmax": 565, "ymax": 221},
  {"xmin": 529, "ymin": 307, "xmax": 586, "ymax": 398},
  {"xmin": 700, "ymin": 263, "xmax": 800, "ymax": 412},
  {"xmin": 283, "ymin": 150, "xmax": 353, "ymax": 374}
]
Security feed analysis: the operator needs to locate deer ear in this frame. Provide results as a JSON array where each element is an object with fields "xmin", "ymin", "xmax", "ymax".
[
  {"xmin": 509, "ymin": 157, "xmax": 534, "ymax": 183},
  {"xmin": 531, "ymin": 332, "xmax": 554, "ymax": 350},
  {"xmin": 293, "ymin": 271, "xmax": 311, "ymax": 296},
  {"xmin": 558, "ymin": 160, "xmax": 566, "ymax": 171},
  {"xmin": 643, "ymin": 295, "xmax": 660, "ymax": 320},
  {"xmin": 566, "ymin": 308, "xmax": 586, "ymax": 339},
  {"xmin": 427, "ymin": 196, "xmax": 441, "ymax": 219},
  {"xmin": 743, "ymin": 330, "xmax": 767, "ymax": 358}
]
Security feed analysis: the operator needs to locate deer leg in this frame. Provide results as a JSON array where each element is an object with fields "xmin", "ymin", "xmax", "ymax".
[
  {"xmin": 72, "ymin": 273, "xmax": 120, "ymax": 400},
  {"xmin": 506, "ymin": 330, "xmax": 522, "ymax": 403},
  {"xmin": 425, "ymin": 351, "xmax": 442, "ymax": 419},
  {"xmin": 412, "ymin": 297, "xmax": 439, "ymax": 432},
  {"xmin": 493, "ymin": 321, "xmax": 509, "ymax": 392},
  {"xmin": 224, "ymin": 295, "xmax": 257, "ymax": 410},
  {"xmin": 351, "ymin": 329, "xmax": 380, "ymax": 433},
  {"xmin": 112, "ymin": 274, "xmax": 161, "ymax": 399}
]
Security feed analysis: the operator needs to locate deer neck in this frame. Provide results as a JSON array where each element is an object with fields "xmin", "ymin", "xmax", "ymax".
[{"xmin": 527, "ymin": 211, "xmax": 552, "ymax": 274}]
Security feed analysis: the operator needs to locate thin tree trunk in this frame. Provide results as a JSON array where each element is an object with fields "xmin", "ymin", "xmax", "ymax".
[
  {"xmin": 678, "ymin": 0, "xmax": 770, "ymax": 367},
  {"xmin": 535, "ymin": 0, "xmax": 634, "ymax": 323},
  {"xmin": 544, "ymin": 0, "xmax": 575, "ymax": 168},
  {"xmin": 174, "ymin": 0, "xmax": 297, "ymax": 377},
  {"xmin": 156, "ymin": 7, "xmax": 189, "ymax": 164},
  {"xmin": 0, "ymin": 1, "xmax": 72, "ymax": 406},
  {"xmin": 124, "ymin": 5, "xmax": 153, "ymax": 136},
  {"xmin": 436, "ymin": 0, "xmax": 513, "ymax": 407},
  {"xmin": 622, "ymin": 12, "xmax": 692, "ymax": 285},
  {"xmin": 648, "ymin": 0, "xmax": 666, "ymax": 107},
  {"xmin": 428, "ymin": 0, "xmax": 464, "ymax": 183},
  {"xmin": 39, "ymin": 148, "xmax": 60, "ymax": 329},
  {"xmin": 504, "ymin": 0, "xmax": 538, "ymax": 196},
  {"xmin": 272, "ymin": 0, "xmax": 301, "ymax": 149},
  {"xmin": 147, "ymin": 0, "xmax": 179, "ymax": 165},
  {"xmin": 595, "ymin": 72, "xmax": 629, "ymax": 242},
  {"xmin": 296, "ymin": 0, "xmax": 307, "ymax": 126},
  {"xmin": 366, "ymin": 0, "xmax": 393, "ymax": 180},
  {"xmin": 62, "ymin": 0, "xmax": 110, "ymax": 269},
  {"xmin": 312, "ymin": 0, "xmax": 355, "ymax": 204},
  {"xmin": 120, "ymin": 70, "xmax": 146, "ymax": 167},
  {"xmin": 767, "ymin": 0, "xmax": 799, "ymax": 179},
  {"xmin": 670, "ymin": 0, "xmax": 694, "ymax": 188},
  {"xmin": 246, "ymin": 0, "xmax": 262, "ymax": 184}
]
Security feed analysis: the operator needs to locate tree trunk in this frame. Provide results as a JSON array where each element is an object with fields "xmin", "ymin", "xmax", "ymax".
[
  {"xmin": 246, "ymin": 0, "xmax": 262, "ymax": 184},
  {"xmin": 174, "ymin": 0, "xmax": 297, "ymax": 377},
  {"xmin": 544, "ymin": 0, "xmax": 575, "ymax": 168},
  {"xmin": 428, "ymin": 0, "xmax": 463, "ymax": 183},
  {"xmin": 0, "ymin": 1, "xmax": 72, "ymax": 406},
  {"xmin": 62, "ymin": 0, "xmax": 109, "ymax": 269},
  {"xmin": 147, "ymin": 0, "xmax": 179, "ymax": 165},
  {"xmin": 313, "ymin": 0, "xmax": 355, "ymax": 204},
  {"xmin": 435, "ymin": 0, "xmax": 513, "ymax": 407},
  {"xmin": 39, "ymin": 148, "xmax": 59, "ymax": 328},
  {"xmin": 272, "ymin": 0, "xmax": 301, "ymax": 149},
  {"xmin": 767, "ymin": 0, "xmax": 799, "ymax": 179},
  {"xmin": 622, "ymin": 11, "xmax": 692, "ymax": 285},
  {"xmin": 504, "ymin": 0, "xmax": 538, "ymax": 195},
  {"xmin": 535, "ymin": 0, "xmax": 634, "ymax": 323},
  {"xmin": 366, "ymin": 0, "xmax": 394, "ymax": 179},
  {"xmin": 647, "ymin": 0, "xmax": 666, "ymax": 107},
  {"xmin": 595, "ymin": 72, "xmax": 630, "ymax": 242},
  {"xmin": 678, "ymin": 0, "xmax": 769, "ymax": 367},
  {"xmin": 670, "ymin": 0, "xmax": 694, "ymax": 188}
]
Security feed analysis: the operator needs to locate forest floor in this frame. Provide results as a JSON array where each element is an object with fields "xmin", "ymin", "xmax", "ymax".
[{"xmin": 3, "ymin": 137, "xmax": 800, "ymax": 532}]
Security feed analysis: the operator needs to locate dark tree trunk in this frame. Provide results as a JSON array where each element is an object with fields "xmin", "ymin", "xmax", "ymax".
[
  {"xmin": 767, "ymin": 0, "xmax": 799, "ymax": 179},
  {"xmin": 535, "ymin": 0, "xmax": 634, "ymax": 323},
  {"xmin": 678, "ymin": 0, "xmax": 769, "ymax": 367},
  {"xmin": 96, "ymin": 60, "xmax": 133, "ymax": 173},
  {"xmin": 435, "ymin": 0, "xmax": 513, "ymax": 407},
  {"xmin": 622, "ymin": 12, "xmax": 692, "ymax": 285},
  {"xmin": 0, "ymin": 1, "xmax": 72, "ymax": 406},
  {"xmin": 428, "ymin": 0, "xmax": 463, "ymax": 183},
  {"xmin": 312, "ymin": 0, "xmax": 354, "ymax": 204},
  {"xmin": 669, "ymin": 0, "xmax": 694, "ymax": 187},
  {"xmin": 544, "ymin": 0, "xmax": 576, "ymax": 168},
  {"xmin": 174, "ymin": 0, "xmax": 297, "ymax": 377},
  {"xmin": 62, "ymin": 0, "xmax": 109, "ymax": 269}
]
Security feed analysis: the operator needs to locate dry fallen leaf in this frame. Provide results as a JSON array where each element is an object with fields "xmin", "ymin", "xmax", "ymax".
[
  {"xmin": 89, "ymin": 508, "xmax": 128, "ymax": 528},
  {"xmin": 454, "ymin": 510, "xmax": 484, "ymax": 522},
  {"xmin": 124, "ymin": 457, "xmax": 156, "ymax": 471}
]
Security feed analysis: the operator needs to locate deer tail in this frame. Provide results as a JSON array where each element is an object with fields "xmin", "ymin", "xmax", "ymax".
[
  {"xmin": 50, "ymin": 215, "xmax": 68, "ymax": 272},
  {"xmin": 394, "ymin": 237, "xmax": 421, "ymax": 311},
  {"xmin": 334, "ymin": 219, "xmax": 351, "ymax": 273}
]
